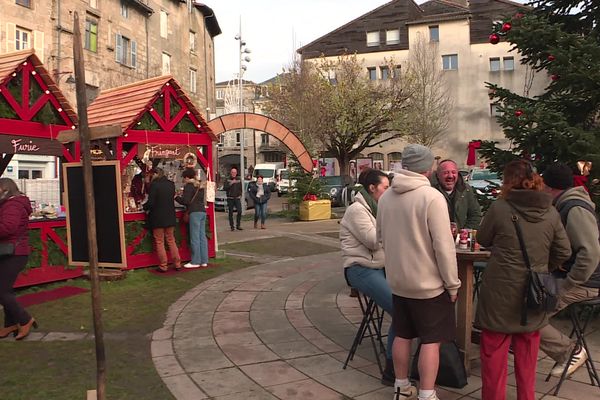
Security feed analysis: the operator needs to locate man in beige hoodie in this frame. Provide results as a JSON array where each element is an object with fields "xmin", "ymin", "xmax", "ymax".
[{"xmin": 377, "ymin": 144, "xmax": 461, "ymax": 400}]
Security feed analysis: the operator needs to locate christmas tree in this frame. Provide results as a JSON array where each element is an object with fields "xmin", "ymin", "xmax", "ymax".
[{"xmin": 481, "ymin": 1, "xmax": 600, "ymax": 185}]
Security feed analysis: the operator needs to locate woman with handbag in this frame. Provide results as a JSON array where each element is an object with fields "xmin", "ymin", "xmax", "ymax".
[
  {"xmin": 248, "ymin": 175, "xmax": 271, "ymax": 229},
  {"xmin": 475, "ymin": 160, "xmax": 571, "ymax": 400},
  {"xmin": 175, "ymin": 168, "xmax": 208, "ymax": 269},
  {"xmin": 0, "ymin": 178, "xmax": 37, "ymax": 340}
]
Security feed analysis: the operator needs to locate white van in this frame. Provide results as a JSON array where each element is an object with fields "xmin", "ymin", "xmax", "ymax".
[
  {"xmin": 252, "ymin": 162, "xmax": 284, "ymax": 191},
  {"xmin": 276, "ymin": 168, "xmax": 290, "ymax": 197}
]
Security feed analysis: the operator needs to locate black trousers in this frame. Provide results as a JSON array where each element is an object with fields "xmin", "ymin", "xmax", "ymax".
[
  {"xmin": 227, "ymin": 198, "xmax": 242, "ymax": 229},
  {"xmin": 0, "ymin": 255, "xmax": 31, "ymax": 327}
]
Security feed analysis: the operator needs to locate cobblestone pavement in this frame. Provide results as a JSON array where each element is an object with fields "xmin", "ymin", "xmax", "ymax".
[{"xmin": 150, "ymin": 217, "xmax": 600, "ymax": 400}]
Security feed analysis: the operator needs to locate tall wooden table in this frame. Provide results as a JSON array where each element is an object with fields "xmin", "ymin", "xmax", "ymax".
[{"xmin": 456, "ymin": 249, "xmax": 490, "ymax": 373}]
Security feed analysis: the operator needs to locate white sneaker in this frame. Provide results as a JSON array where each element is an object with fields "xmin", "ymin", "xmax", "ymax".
[
  {"xmin": 418, "ymin": 392, "xmax": 439, "ymax": 400},
  {"xmin": 551, "ymin": 346, "xmax": 588, "ymax": 377},
  {"xmin": 393, "ymin": 384, "xmax": 417, "ymax": 399},
  {"xmin": 200, "ymin": 263, "xmax": 208, "ymax": 267},
  {"xmin": 183, "ymin": 263, "xmax": 200, "ymax": 269}
]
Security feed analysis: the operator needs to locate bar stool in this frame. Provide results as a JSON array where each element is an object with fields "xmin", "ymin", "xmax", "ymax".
[
  {"xmin": 343, "ymin": 288, "xmax": 386, "ymax": 374},
  {"xmin": 472, "ymin": 261, "xmax": 487, "ymax": 302},
  {"xmin": 545, "ymin": 296, "xmax": 600, "ymax": 396}
]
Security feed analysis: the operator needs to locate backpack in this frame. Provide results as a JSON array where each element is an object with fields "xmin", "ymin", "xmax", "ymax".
[{"xmin": 557, "ymin": 198, "xmax": 600, "ymax": 288}]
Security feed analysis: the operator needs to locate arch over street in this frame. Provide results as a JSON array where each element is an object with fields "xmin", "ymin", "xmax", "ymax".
[{"xmin": 207, "ymin": 112, "xmax": 313, "ymax": 173}]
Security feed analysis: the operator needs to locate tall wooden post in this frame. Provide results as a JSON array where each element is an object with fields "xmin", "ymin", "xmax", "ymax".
[{"xmin": 72, "ymin": 12, "xmax": 107, "ymax": 399}]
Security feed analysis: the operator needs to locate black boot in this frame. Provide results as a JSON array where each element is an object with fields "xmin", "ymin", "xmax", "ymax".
[{"xmin": 381, "ymin": 358, "xmax": 395, "ymax": 386}]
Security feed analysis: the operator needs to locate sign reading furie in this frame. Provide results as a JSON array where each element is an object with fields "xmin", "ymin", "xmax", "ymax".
[{"xmin": 0, "ymin": 136, "xmax": 65, "ymax": 156}]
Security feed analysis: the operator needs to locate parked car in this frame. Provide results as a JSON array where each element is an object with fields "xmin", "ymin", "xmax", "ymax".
[
  {"xmin": 276, "ymin": 168, "xmax": 292, "ymax": 197},
  {"xmin": 319, "ymin": 175, "xmax": 352, "ymax": 206},
  {"xmin": 466, "ymin": 169, "xmax": 502, "ymax": 199},
  {"xmin": 214, "ymin": 181, "xmax": 255, "ymax": 212}
]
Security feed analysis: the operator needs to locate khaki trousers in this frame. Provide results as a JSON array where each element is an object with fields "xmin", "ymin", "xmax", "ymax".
[
  {"xmin": 152, "ymin": 227, "xmax": 181, "ymax": 269},
  {"xmin": 539, "ymin": 283, "xmax": 599, "ymax": 363}
]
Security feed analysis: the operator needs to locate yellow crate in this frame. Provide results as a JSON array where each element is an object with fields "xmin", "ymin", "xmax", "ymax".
[{"xmin": 299, "ymin": 200, "xmax": 331, "ymax": 221}]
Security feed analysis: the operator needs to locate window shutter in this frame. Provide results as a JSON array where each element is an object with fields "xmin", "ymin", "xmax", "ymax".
[
  {"xmin": 131, "ymin": 41, "xmax": 137, "ymax": 68},
  {"xmin": 115, "ymin": 34, "xmax": 122, "ymax": 62},
  {"xmin": 6, "ymin": 23, "xmax": 16, "ymax": 52},
  {"xmin": 33, "ymin": 31, "xmax": 44, "ymax": 61}
]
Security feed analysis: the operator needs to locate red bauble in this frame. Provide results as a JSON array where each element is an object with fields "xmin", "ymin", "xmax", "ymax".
[
  {"xmin": 551, "ymin": 74, "xmax": 560, "ymax": 81},
  {"xmin": 489, "ymin": 33, "xmax": 500, "ymax": 45},
  {"xmin": 501, "ymin": 22, "xmax": 512, "ymax": 32},
  {"xmin": 547, "ymin": 55, "xmax": 556, "ymax": 61},
  {"xmin": 515, "ymin": 110, "xmax": 523, "ymax": 117}
]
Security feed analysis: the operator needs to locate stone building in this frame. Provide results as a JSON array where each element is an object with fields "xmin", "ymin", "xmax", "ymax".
[
  {"xmin": 1, "ymin": 0, "xmax": 220, "ymax": 178},
  {"xmin": 298, "ymin": 0, "xmax": 548, "ymax": 170}
]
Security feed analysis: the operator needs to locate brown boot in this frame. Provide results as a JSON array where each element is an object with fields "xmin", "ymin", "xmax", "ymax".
[
  {"xmin": 15, "ymin": 318, "xmax": 38, "ymax": 341},
  {"xmin": 0, "ymin": 325, "xmax": 18, "ymax": 339},
  {"xmin": 261, "ymin": 223, "xmax": 266, "ymax": 229}
]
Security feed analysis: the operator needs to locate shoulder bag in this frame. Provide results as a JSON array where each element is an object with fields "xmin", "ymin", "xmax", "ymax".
[
  {"xmin": 182, "ymin": 186, "xmax": 201, "ymax": 224},
  {"xmin": 511, "ymin": 211, "xmax": 559, "ymax": 326}
]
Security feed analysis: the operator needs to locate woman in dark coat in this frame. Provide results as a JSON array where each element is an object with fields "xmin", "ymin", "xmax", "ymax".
[
  {"xmin": 0, "ymin": 178, "xmax": 36, "ymax": 340},
  {"xmin": 248, "ymin": 175, "xmax": 271, "ymax": 229},
  {"xmin": 143, "ymin": 168, "xmax": 181, "ymax": 272},
  {"xmin": 475, "ymin": 160, "xmax": 571, "ymax": 400},
  {"xmin": 175, "ymin": 168, "xmax": 208, "ymax": 269}
]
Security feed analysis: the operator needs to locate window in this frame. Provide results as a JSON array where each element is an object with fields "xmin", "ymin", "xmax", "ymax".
[
  {"xmin": 489, "ymin": 57, "xmax": 501, "ymax": 72},
  {"xmin": 429, "ymin": 25, "xmax": 439, "ymax": 42},
  {"xmin": 490, "ymin": 103, "xmax": 502, "ymax": 117},
  {"xmin": 16, "ymin": 0, "xmax": 31, "ymax": 7},
  {"xmin": 15, "ymin": 27, "xmax": 31, "ymax": 50},
  {"xmin": 442, "ymin": 54, "xmax": 458, "ymax": 70},
  {"xmin": 366, "ymin": 31, "xmax": 380, "ymax": 47},
  {"xmin": 327, "ymin": 69, "xmax": 337, "ymax": 84},
  {"xmin": 367, "ymin": 67, "xmax": 377, "ymax": 81},
  {"xmin": 160, "ymin": 10, "xmax": 168, "ymax": 38},
  {"xmin": 189, "ymin": 68, "xmax": 197, "ymax": 93},
  {"xmin": 235, "ymin": 130, "xmax": 241, "ymax": 146},
  {"xmin": 115, "ymin": 34, "xmax": 136, "ymax": 67},
  {"xmin": 393, "ymin": 65, "xmax": 401, "ymax": 79},
  {"xmin": 380, "ymin": 66, "xmax": 389, "ymax": 80},
  {"xmin": 261, "ymin": 133, "xmax": 269, "ymax": 145},
  {"xmin": 189, "ymin": 31, "xmax": 196, "ymax": 52},
  {"xmin": 216, "ymin": 89, "xmax": 224, "ymax": 100},
  {"xmin": 120, "ymin": 0, "xmax": 128, "ymax": 18},
  {"xmin": 85, "ymin": 19, "xmax": 98, "ymax": 52},
  {"xmin": 386, "ymin": 29, "xmax": 400, "ymax": 45},
  {"xmin": 89, "ymin": 0, "xmax": 98, "ymax": 8},
  {"xmin": 18, "ymin": 169, "xmax": 42, "ymax": 179},
  {"xmin": 162, "ymin": 53, "xmax": 171, "ymax": 74},
  {"xmin": 503, "ymin": 56, "xmax": 514, "ymax": 71}
]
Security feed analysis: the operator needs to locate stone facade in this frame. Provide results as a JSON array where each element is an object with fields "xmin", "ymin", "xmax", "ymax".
[{"xmin": 298, "ymin": 0, "xmax": 549, "ymax": 169}]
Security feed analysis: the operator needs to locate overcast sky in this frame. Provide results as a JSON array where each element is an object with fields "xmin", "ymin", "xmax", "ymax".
[{"xmin": 210, "ymin": 0, "xmax": 392, "ymax": 84}]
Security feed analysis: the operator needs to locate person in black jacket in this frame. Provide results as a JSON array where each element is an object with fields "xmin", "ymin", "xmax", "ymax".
[
  {"xmin": 143, "ymin": 168, "xmax": 181, "ymax": 272},
  {"xmin": 248, "ymin": 176, "xmax": 271, "ymax": 229},
  {"xmin": 223, "ymin": 167, "xmax": 243, "ymax": 231},
  {"xmin": 175, "ymin": 168, "xmax": 208, "ymax": 269}
]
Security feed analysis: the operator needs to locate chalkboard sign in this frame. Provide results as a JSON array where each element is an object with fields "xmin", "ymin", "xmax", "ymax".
[{"xmin": 63, "ymin": 161, "xmax": 126, "ymax": 267}]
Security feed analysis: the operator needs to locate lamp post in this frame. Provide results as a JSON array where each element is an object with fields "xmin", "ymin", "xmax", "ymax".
[{"xmin": 235, "ymin": 25, "xmax": 251, "ymax": 198}]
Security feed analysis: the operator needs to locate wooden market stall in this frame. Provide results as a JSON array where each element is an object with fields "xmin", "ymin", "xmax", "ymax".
[
  {"xmin": 0, "ymin": 50, "xmax": 82, "ymax": 287},
  {"xmin": 76, "ymin": 75, "xmax": 217, "ymax": 269}
]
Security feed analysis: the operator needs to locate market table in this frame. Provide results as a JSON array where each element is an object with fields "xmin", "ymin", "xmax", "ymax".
[{"xmin": 456, "ymin": 248, "xmax": 491, "ymax": 373}]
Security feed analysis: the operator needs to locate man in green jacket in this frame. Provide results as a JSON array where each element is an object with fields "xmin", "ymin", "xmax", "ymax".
[{"xmin": 431, "ymin": 159, "xmax": 481, "ymax": 230}]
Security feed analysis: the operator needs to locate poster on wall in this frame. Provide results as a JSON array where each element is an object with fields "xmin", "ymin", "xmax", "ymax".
[
  {"xmin": 349, "ymin": 160, "xmax": 357, "ymax": 181},
  {"xmin": 323, "ymin": 158, "xmax": 337, "ymax": 176},
  {"xmin": 357, "ymin": 158, "xmax": 373, "ymax": 176},
  {"xmin": 373, "ymin": 160, "xmax": 384, "ymax": 171}
]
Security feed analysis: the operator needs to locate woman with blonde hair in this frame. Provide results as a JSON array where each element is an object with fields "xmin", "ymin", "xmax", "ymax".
[
  {"xmin": 176, "ymin": 168, "xmax": 208, "ymax": 269},
  {"xmin": 476, "ymin": 160, "xmax": 571, "ymax": 400}
]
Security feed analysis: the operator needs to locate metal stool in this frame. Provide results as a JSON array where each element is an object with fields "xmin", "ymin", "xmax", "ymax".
[
  {"xmin": 472, "ymin": 261, "xmax": 487, "ymax": 302},
  {"xmin": 545, "ymin": 296, "xmax": 600, "ymax": 395},
  {"xmin": 343, "ymin": 288, "xmax": 386, "ymax": 374}
]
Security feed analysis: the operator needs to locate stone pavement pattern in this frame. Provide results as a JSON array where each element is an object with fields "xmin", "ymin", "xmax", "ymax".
[{"xmin": 152, "ymin": 218, "xmax": 600, "ymax": 400}]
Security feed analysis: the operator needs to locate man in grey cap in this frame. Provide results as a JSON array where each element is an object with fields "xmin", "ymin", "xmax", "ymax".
[{"xmin": 377, "ymin": 144, "xmax": 461, "ymax": 400}]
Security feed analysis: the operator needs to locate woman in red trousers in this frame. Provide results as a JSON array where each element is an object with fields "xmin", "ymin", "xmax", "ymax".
[{"xmin": 475, "ymin": 160, "xmax": 571, "ymax": 400}]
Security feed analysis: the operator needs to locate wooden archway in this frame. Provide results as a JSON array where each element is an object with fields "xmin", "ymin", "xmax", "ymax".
[{"xmin": 207, "ymin": 112, "xmax": 313, "ymax": 172}]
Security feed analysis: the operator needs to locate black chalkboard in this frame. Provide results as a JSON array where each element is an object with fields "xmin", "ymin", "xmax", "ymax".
[{"xmin": 63, "ymin": 161, "xmax": 126, "ymax": 267}]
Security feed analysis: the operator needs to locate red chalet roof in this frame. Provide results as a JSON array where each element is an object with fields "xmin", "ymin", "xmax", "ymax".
[
  {"xmin": 0, "ymin": 49, "xmax": 78, "ymax": 126},
  {"xmin": 87, "ymin": 75, "xmax": 215, "ymax": 140}
]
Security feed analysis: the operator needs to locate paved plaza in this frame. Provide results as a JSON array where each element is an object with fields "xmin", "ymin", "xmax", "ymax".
[{"xmin": 150, "ymin": 215, "xmax": 600, "ymax": 400}]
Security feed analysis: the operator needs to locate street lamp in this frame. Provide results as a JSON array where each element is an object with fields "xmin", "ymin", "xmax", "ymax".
[{"xmin": 235, "ymin": 28, "xmax": 251, "ymax": 196}]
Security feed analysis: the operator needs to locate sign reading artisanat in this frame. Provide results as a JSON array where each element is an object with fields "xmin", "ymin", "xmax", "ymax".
[{"xmin": 0, "ymin": 136, "xmax": 64, "ymax": 156}]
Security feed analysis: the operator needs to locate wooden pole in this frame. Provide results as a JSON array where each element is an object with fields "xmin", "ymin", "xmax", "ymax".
[{"xmin": 72, "ymin": 12, "xmax": 107, "ymax": 400}]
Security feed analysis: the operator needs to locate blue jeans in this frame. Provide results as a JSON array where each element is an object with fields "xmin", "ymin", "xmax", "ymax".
[
  {"xmin": 189, "ymin": 211, "xmax": 208, "ymax": 265},
  {"xmin": 254, "ymin": 202, "xmax": 268, "ymax": 224},
  {"xmin": 344, "ymin": 264, "xmax": 395, "ymax": 359}
]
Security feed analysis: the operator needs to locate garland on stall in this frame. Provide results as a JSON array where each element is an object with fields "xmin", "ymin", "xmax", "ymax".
[{"xmin": 0, "ymin": 95, "xmax": 19, "ymax": 119}]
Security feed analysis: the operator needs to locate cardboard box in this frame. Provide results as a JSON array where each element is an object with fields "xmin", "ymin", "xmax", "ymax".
[{"xmin": 299, "ymin": 200, "xmax": 331, "ymax": 221}]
